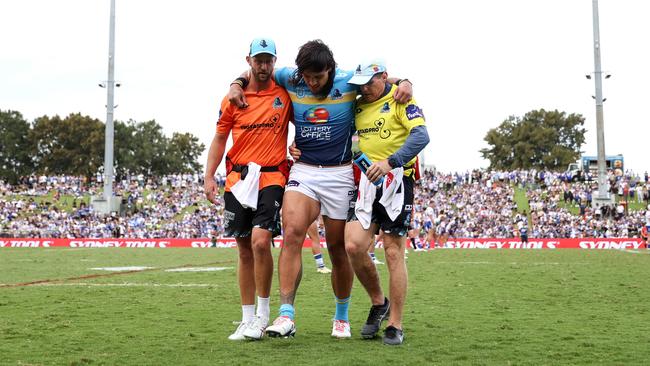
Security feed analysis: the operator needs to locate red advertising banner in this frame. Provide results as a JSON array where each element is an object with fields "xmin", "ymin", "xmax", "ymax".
[{"xmin": 0, "ymin": 238, "xmax": 646, "ymax": 249}]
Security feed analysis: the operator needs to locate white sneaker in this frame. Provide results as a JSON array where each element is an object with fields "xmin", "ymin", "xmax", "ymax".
[
  {"xmin": 265, "ymin": 316, "xmax": 296, "ymax": 337},
  {"xmin": 317, "ymin": 266, "xmax": 332, "ymax": 274},
  {"xmin": 228, "ymin": 321, "xmax": 250, "ymax": 341},
  {"xmin": 331, "ymin": 319, "xmax": 351, "ymax": 338},
  {"xmin": 372, "ymin": 258, "xmax": 384, "ymax": 265},
  {"xmin": 243, "ymin": 316, "xmax": 268, "ymax": 340}
]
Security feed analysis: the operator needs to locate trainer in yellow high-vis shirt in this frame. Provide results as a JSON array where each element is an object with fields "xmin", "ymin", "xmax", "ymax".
[{"xmin": 345, "ymin": 59, "xmax": 429, "ymax": 346}]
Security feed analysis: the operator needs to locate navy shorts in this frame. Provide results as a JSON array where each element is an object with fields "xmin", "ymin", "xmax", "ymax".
[
  {"xmin": 223, "ymin": 185, "xmax": 283, "ymax": 238},
  {"xmin": 348, "ymin": 177, "xmax": 414, "ymax": 237}
]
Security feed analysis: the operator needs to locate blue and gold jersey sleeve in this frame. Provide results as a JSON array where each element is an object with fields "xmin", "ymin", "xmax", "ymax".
[{"xmin": 274, "ymin": 67, "xmax": 295, "ymax": 89}]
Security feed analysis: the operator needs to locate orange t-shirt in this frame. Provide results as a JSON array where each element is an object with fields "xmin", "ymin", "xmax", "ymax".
[{"xmin": 217, "ymin": 79, "xmax": 292, "ymax": 191}]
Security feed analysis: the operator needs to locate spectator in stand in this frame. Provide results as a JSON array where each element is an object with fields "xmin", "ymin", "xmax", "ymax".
[{"xmin": 4, "ymin": 168, "xmax": 650, "ymax": 242}]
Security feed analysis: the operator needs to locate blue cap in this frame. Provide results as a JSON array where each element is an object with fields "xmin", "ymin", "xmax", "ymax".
[
  {"xmin": 348, "ymin": 59, "xmax": 387, "ymax": 85},
  {"xmin": 249, "ymin": 38, "xmax": 277, "ymax": 57}
]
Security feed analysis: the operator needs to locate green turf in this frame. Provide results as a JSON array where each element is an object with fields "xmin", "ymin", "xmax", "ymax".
[
  {"xmin": 513, "ymin": 186, "xmax": 530, "ymax": 214},
  {"xmin": 1, "ymin": 249, "xmax": 649, "ymax": 365}
]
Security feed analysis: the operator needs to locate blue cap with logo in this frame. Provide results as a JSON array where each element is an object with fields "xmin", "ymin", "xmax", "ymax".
[
  {"xmin": 249, "ymin": 38, "xmax": 277, "ymax": 57},
  {"xmin": 348, "ymin": 59, "xmax": 387, "ymax": 85}
]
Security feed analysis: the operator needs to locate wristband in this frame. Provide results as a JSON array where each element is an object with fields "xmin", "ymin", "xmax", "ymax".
[
  {"xmin": 396, "ymin": 78, "xmax": 411, "ymax": 86},
  {"xmin": 388, "ymin": 155, "xmax": 400, "ymax": 169},
  {"xmin": 230, "ymin": 77, "xmax": 249, "ymax": 89}
]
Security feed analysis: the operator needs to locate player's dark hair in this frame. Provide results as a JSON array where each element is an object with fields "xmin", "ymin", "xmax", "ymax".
[{"xmin": 291, "ymin": 39, "xmax": 337, "ymax": 98}]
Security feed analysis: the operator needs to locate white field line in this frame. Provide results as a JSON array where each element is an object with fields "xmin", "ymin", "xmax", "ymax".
[
  {"xmin": 620, "ymin": 249, "xmax": 650, "ymax": 255},
  {"xmin": 165, "ymin": 267, "xmax": 233, "ymax": 272},
  {"xmin": 429, "ymin": 261, "xmax": 590, "ymax": 265},
  {"xmin": 31, "ymin": 282, "xmax": 218, "ymax": 287},
  {"xmin": 90, "ymin": 266, "xmax": 154, "ymax": 271},
  {"xmin": 88, "ymin": 266, "xmax": 233, "ymax": 272}
]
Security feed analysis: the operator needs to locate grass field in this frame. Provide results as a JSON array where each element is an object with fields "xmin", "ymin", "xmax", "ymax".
[{"xmin": 1, "ymin": 248, "xmax": 649, "ymax": 365}]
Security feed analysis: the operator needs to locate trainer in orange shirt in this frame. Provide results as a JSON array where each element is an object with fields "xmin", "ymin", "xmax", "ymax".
[{"xmin": 204, "ymin": 37, "xmax": 292, "ymax": 341}]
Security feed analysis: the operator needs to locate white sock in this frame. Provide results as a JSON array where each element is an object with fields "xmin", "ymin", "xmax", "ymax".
[
  {"xmin": 314, "ymin": 253, "xmax": 325, "ymax": 268},
  {"xmin": 256, "ymin": 297, "xmax": 270, "ymax": 321},
  {"xmin": 242, "ymin": 304, "xmax": 255, "ymax": 323}
]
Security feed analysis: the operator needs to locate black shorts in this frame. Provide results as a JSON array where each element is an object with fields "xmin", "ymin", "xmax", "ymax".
[
  {"xmin": 223, "ymin": 185, "xmax": 283, "ymax": 238},
  {"xmin": 347, "ymin": 176, "xmax": 414, "ymax": 237}
]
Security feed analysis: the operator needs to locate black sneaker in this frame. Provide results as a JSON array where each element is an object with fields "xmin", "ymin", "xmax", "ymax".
[
  {"xmin": 361, "ymin": 297, "xmax": 390, "ymax": 339},
  {"xmin": 382, "ymin": 325, "xmax": 404, "ymax": 345}
]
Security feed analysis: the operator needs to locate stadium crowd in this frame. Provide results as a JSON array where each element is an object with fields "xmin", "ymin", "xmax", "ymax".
[
  {"xmin": 0, "ymin": 173, "xmax": 226, "ymax": 239},
  {"xmin": 413, "ymin": 169, "xmax": 650, "ymax": 246},
  {"xmin": 1, "ymin": 169, "xmax": 649, "ymax": 240}
]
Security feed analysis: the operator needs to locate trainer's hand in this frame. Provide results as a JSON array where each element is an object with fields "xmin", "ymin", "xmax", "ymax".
[
  {"xmin": 228, "ymin": 84, "xmax": 248, "ymax": 108},
  {"xmin": 288, "ymin": 141, "xmax": 301, "ymax": 160},
  {"xmin": 366, "ymin": 159, "xmax": 392, "ymax": 184},
  {"xmin": 393, "ymin": 80, "xmax": 412, "ymax": 104},
  {"xmin": 204, "ymin": 177, "xmax": 219, "ymax": 204}
]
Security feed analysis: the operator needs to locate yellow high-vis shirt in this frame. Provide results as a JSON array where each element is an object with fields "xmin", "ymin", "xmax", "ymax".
[{"xmin": 355, "ymin": 84, "xmax": 426, "ymax": 173}]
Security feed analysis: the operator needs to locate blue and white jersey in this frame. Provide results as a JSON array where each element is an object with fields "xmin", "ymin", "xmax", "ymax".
[{"xmin": 275, "ymin": 67, "xmax": 358, "ymax": 166}]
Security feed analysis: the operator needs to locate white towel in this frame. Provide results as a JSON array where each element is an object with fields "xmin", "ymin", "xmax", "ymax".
[
  {"xmin": 230, "ymin": 162, "xmax": 261, "ymax": 210},
  {"xmin": 378, "ymin": 167, "xmax": 404, "ymax": 221},
  {"xmin": 354, "ymin": 174, "xmax": 377, "ymax": 230}
]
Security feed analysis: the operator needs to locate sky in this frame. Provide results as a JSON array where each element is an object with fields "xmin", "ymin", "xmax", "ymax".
[{"xmin": 1, "ymin": 0, "xmax": 649, "ymax": 174}]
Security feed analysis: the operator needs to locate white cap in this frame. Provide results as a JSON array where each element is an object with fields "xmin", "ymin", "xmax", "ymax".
[{"xmin": 348, "ymin": 59, "xmax": 387, "ymax": 85}]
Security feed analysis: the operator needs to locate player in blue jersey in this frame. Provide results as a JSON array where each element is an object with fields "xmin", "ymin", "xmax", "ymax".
[{"xmin": 228, "ymin": 40, "xmax": 413, "ymax": 339}]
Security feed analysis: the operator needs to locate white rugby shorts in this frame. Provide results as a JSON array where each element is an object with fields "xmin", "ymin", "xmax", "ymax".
[{"xmin": 285, "ymin": 163, "xmax": 355, "ymax": 220}]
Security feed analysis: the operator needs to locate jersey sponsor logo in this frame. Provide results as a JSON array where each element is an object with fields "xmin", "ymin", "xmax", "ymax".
[
  {"xmin": 405, "ymin": 104, "xmax": 424, "ymax": 120},
  {"xmin": 304, "ymin": 107, "xmax": 329, "ymax": 124},
  {"xmin": 240, "ymin": 121, "xmax": 277, "ymax": 131},
  {"xmin": 300, "ymin": 125, "xmax": 331, "ymax": 141},
  {"xmin": 380, "ymin": 102, "xmax": 390, "ymax": 113},
  {"xmin": 270, "ymin": 113, "xmax": 284, "ymax": 134},
  {"xmin": 273, "ymin": 97, "xmax": 284, "ymax": 109},
  {"xmin": 240, "ymin": 113, "xmax": 283, "ymax": 133},
  {"xmin": 357, "ymin": 118, "xmax": 391, "ymax": 139},
  {"xmin": 331, "ymin": 88, "xmax": 343, "ymax": 100}
]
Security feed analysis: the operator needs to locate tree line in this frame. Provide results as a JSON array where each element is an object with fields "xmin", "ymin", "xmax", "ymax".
[
  {"xmin": 480, "ymin": 109, "xmax": 586, "ymax": 171},
  {"xmin": 0, "ymin": 110, "xmax": 205, "ymax": 184},
  {"xmin": 1, "ymin": 107, "xmax": 587, "ymax": 184}
]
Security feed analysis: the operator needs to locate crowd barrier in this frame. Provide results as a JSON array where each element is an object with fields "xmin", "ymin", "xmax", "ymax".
[{"xmin": 0, "ymin": 238, "xmax": 646, "ymax": 250}]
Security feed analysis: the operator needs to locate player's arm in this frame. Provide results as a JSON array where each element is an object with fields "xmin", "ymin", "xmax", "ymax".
[
  {"xmin": 204, "ymin": 132, "xmax": 228, "ymax": 204},
  {"xmin": 204, "ymin": 102, "xmax": 232, "ymax": 204},
  {"xmin": 227, "ymin": 70, "xmax": 252, "ymax": 108},
  {"xmin": 365, "ymin": 125, "xmax": 430, "ymax": 183},
  {"xmin": 227, "ymin": 69, "xmax": 280, "ymax": 108},
  {"xmin": 387, "ymin": 77, "xmax": 413, "ymax": 104},
  {"xmin": 288, "ymin": 140, "xmax": 301, "ymax": 161}
]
